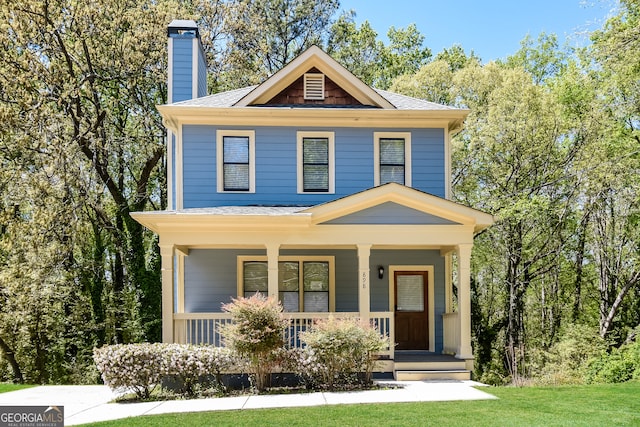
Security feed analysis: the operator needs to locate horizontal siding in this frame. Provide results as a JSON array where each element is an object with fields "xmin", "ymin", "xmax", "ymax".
[
  {"xmin": 171, "ymin": 38, "xmax": 193, "ymax": 103},
  {"xmin": 181, "ymin": 126, "xmax": 446, "ymax": 208},
  {"xmin": 323, "ymin": 202, "xmax": 458, "ymax": 225},
  {"xmin": 183, "ymin": 248, "xmax": 446, "ymax": 351}
]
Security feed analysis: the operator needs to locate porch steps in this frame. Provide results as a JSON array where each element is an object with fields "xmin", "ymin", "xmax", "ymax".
[
  {"xmin": 392, "ymin": 352, "xmax": 470, "ymax": 381},
  {"xmin": 394, "ymin": 369, "xmax": 470, "ymax": 381}
]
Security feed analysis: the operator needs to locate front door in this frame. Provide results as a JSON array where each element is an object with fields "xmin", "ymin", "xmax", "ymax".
[{"xmin": 394, "ymin": 271, "xmax": 429, "ymax": 350}]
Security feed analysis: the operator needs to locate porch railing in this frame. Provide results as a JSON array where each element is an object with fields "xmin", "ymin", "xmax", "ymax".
[
  {"xmin": 173, "ymin": 311, "xmax": 394, "ymax": 357},
  {"xmin": 442, "ymin": 312, "xmax": 460, "ymax": 355}
]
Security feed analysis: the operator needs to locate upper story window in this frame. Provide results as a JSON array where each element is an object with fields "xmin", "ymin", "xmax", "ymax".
[
  {"xmin": 238, "ymin": 256, "xmax": 335, "ymax": 312},
  {"xmin": 297, "ymin": 131, "xmax": 335, "ymax": 193},
  {"xmin": 374, "ymin": 132, "xmax": 412, "ymax": 186},
  {"xmin": 216, "ymin": 130, "xmax": 255, "ymax": 193},
  {"xmin": 304, "ymin": 73, "xmax": 325, "ymax": 100}
]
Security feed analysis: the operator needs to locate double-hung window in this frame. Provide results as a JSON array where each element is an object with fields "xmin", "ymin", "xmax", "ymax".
[
  {"xmin": 374, "ymin": 132, "xmax": 412, "ymax": 186},
  {"xmin": 238, "ymin": 256, "xmax": 335, "ymax": 312},
  {"xmin": 216, "ymin": 130, "xmax": 255, "ymax": 192},
  {"xmin": 297, "ymin": 132, "xmax": 335, "ymax": 193}
]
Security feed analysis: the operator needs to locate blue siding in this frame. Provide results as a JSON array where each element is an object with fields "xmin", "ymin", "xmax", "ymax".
[
  {"xmin": 323, "ymin": 202, "xmax": 458, "ymax": 225},
  {"xmin": 183, "ymin": 248, "xmax": 446, "ymax": 351},
  {"xmin": 171, "ymin": 37, "xmax": 193, "ymax": 103},
  {"xmin": 181, "ymin": 126, "xmax": 446, "ymax": 208},
  {"xmin": 197, "ymin": 44, "xmax": 207, "ymax": 97}
]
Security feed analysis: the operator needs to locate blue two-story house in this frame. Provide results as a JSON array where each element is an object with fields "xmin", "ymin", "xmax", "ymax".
[{"xmin": 132, "ymin": 20, "xmax": 493, "ymax": 379}]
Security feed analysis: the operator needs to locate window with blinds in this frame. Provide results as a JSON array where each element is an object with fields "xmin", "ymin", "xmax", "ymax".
[
  {"xmin": 223, "ymin": 136, "xmax": 250, "ymax": 191},
  {"xmin": 303, "ymin": 137, "xmax": 329, "ymax": 192},
  {"xmin": 217, "ymin": 130, "xmax": 254, "ymax": 193},
  {"xmin": 240, "ymin": 258, "xmax": 332, "ymax": 312},
  {"xmin": 379, "ymin": 137, "xmax": 405, "ymax": 185}
]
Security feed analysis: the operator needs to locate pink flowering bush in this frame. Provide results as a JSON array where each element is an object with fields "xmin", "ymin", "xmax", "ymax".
[{"xmin": 221, "ymin": 294, "xmax": 288, "ymax": 391}]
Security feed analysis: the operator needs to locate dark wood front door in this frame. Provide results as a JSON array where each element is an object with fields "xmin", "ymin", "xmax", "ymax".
[{"xmin": 394, "ymin": 271, "xmax": 429, "ymax": 350}]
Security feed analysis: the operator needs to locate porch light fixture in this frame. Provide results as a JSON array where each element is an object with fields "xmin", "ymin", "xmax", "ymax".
[{"xmin": 378, "ymin": 266, "xmax": 384, "ymax": 279}]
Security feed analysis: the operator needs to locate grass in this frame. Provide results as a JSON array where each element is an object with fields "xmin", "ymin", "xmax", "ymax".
[
  {"xmin": 81, "ymin": 382, "xmax": 640, "ymax": 426},
  {"xmin": 0, "ymin": 383, "xmax": 35, "ymax": 394}
]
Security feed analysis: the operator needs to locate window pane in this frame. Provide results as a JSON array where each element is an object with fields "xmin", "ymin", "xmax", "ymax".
[
  {"xmin": 397, "ymin": 274, "xmax": 424, "ymax": 311},
  {"xmin": 304, "ymin": 292, "xmax": 328, "ymax": 312},
  {"xmin": 279, "ymin": 262, "xmax": 299, "ymax": 291},
  {"xmin": 224, "ymin": 164, "xmax": 249, "ymax": 190},
  {"xmin": 303, "ymin": 262, "xmax": 329, "ymax": 291},
  {"xmin": 244, "ymin": 261, "xmax": 267, "ymax": 292},
  {"xmin": 380, "ymin": 138, "xmax": 405, "ymax": 164},
  {"xmin": 303, "ymin": 165, "xmax": 329, "ymax": 191},
  {"xmin": 303, "ymin": 138, "xmax": 328, "ymax": 163},
  {"xmin": 223, "ymin": 136, "xmax": 249, "ymax": 163},
  {"xmin": 380, "ymin": 165, "xmax": 405, "ymax": 185},
  {"xmin": 279, "ymin": 292, "xmax": 300, "ymax": 312}
]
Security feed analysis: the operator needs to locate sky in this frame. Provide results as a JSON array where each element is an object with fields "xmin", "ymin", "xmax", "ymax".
[{"xmin": 337, "ymin": 0, "xmax": 618, "ymax": 62}]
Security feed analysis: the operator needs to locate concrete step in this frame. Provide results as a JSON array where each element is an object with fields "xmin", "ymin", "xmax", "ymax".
[
  {"xmin": 394, "ymin": 369, "xmax": 471, "ymax": 381},
  {"xmin": 394, "ymin": 360, "xmax": 467, "ymax": 371}
]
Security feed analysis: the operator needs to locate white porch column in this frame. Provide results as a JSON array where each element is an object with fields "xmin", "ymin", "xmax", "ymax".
[
  {"xmin": 159, "ymin": 244, "xmax": 175, "ymax": 343},
  {"xmin": 357, "ymin": 244, "xmax": 372, "ymax": 321},
  {"xmin": 266, "ymin": 243, "xmax": 280, "ymax": 300},
  {"xmin": 456, "ymin": 244, "xmax": 473, "ymax": 359}
]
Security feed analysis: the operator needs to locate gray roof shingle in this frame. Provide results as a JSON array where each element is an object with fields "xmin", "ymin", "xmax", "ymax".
[{"xmin": 165, "ymin": 86, "xmax": 459, "ymax": 111}]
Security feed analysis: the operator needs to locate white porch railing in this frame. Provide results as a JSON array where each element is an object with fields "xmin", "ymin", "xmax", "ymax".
[
  {"xmin": 442, "ymin": 312, "xmax": 460, "ymax": 355},
  {"xmin": 173, "ymin": 311, "xmax": 394, "ymax": 358}
]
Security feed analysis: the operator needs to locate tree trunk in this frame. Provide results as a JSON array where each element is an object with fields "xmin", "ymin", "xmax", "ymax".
[{"xmin": 0, "ymin": 335, "xmax": 23, "ymax": 383}]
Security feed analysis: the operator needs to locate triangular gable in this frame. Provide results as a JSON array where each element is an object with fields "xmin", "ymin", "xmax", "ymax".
[
  {"xmin": 321, "ymin": 202, "xmax": 460, "ymax": 225},
  {"xmin": 303, "ymin": 183, "xmax": 494, "ymax": 233},
  {"xmin": 235, "ymin": 46, "xmax": 395, "ymax": 109}
]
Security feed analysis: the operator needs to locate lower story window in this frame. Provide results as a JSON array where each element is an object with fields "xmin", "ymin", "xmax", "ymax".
[{"xmin": 239, "ymin": 256, "xmax": 334, "ymax": 312}]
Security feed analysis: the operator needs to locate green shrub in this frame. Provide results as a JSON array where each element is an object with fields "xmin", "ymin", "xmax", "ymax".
[
  {"xmin": 534, "ymin": 324, "xmax": 608, "ymax": 385},
  {"xmin": 221, "ymin": 294, "xmax": 288, "ymax": 391},
  {"xmin": 297, "ymin": 317, "xmax": 388, "ymax": 390},
  {"xmin": 585, "ymin": 340, "xmax": 640, "ymax": 384}
]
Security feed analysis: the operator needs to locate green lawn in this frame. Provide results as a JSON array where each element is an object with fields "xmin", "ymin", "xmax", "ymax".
[
  {"xmin": 0, "ymin": 383, "xmax": 35, "ymax": 393},
  {"xmin": 82, "ymin": 382, "xmax": 640, "ymax": 426}
]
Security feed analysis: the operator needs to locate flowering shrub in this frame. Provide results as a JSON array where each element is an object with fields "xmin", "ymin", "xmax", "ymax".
[
  {"xmin": 93, "ymin": 343, "xmax": 163, "ymax": 399},
  {"xmin": 161, "ymin": 344, "xmax": 237, "ymax": 396},
  {"xmin": 297, "ymin": 318, "xmax": 389, "ymax": 390},
  {"xmin": 221, "ymin": 294, "xmax": 288, "ymax": 391},
  {"xmin": 93, "ymin": 343, "xmax": 238, "ymax": 399}
]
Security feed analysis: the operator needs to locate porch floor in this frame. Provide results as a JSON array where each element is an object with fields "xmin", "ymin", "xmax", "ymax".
[{"xmin": 393, "ymin": 351, "xmax": 460, "ymax": 363}]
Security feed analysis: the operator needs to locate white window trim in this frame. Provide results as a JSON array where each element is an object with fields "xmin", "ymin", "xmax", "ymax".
[
  {"xmin": 237, "ymin": 255, "xmax": 336, "ymax": 312},
  {"xmin": 216, "ymin": 130, "xmax": 255, "ymax": 193},
  {"xmin": 374, "ymin": 132, "xmax": 412, "ymax": 187},
  {"xmin": 297, "ymin": 131, "xmax": 335, "ymax": 194}
]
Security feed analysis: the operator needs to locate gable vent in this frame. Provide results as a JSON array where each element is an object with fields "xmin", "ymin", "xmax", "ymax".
[{"xmin": 304, "ymin": 73, "xmax": 325, "ymax": 100}]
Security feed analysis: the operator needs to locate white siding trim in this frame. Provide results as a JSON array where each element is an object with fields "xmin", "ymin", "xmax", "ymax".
[
  {"xmin": 444, "ymin": 127, "xmax": 452, "ymax": 199},
  {"xmin": 216, "ymin": 130, "xmax": 256, "ymax": 193},
  {"xmin": 167, "ymin": 130, "xmax": 174, "ymax": 210},
  {"xmin": 374, "ymin": 132, "xmax": 412, "ymax": 187},
  {"xmin": 176, "ymin": 127, "xmax": 184, "ymax": 209},
  {"xmin": 296, "ymin": 131, "xmax": 335, "ymax": 194},
  {"xmin": 192, "ymin": 38, "xmax": 198, "ymax": 100},
  {"xmin": 167, "ymin": 37, "xmax": 174, "ymax": 103}
]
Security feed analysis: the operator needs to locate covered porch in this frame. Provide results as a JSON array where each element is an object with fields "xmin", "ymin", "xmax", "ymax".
[{"xmin": 131, "ymin": 184, "xmax": 493, "ymax": 374}]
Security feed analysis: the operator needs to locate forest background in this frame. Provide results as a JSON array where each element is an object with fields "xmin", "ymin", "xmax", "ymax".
[{"xmin": 0, "ymin": 0, "xmax": 638, "ymax": 385}]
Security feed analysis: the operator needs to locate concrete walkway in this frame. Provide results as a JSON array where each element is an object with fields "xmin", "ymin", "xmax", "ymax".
[{"xmin": 0, "ymin": 381, "xmax": 496, "ymax": 426}]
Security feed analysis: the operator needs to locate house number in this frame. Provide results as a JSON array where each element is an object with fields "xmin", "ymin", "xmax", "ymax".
[{"xmin": 362, "ymin": 272, "xmax": 368, "ymax": 289}]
